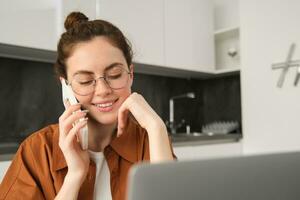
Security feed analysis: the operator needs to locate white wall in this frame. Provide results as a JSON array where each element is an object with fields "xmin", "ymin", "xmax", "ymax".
[
  {"xmin": 240, "ymin": 0, "xmax": 300, "ymax": 154},
  {"xmin": 0, "ymin": 161, "xmax": 11, "ymax": 183}
]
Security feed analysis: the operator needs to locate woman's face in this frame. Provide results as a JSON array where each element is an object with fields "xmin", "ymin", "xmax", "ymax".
[{"xmin": 65, "ymin": 36, "xmax": 133, "ymax": 125}]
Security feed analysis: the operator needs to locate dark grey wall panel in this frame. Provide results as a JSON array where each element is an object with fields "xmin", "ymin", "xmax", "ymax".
[
  {"xmin": 0, "ymin": 56, "xmax": 241, "ymax": 144},
  {"xmin": 0, "ymin": 57, "xmax": 63, "ymax": 142}
]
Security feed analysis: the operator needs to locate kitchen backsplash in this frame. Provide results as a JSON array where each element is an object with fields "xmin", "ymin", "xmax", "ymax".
[{"xmin": 0, "ymin": 57, "xmax": 241, "ymax": 143}]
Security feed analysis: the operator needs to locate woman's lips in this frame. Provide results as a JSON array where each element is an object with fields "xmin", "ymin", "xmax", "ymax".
[{"xmin": 93, "ymin": 99, "xmax": 118, "ymax": 112}]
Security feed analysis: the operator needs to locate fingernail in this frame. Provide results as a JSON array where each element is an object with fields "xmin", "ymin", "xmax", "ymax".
[
  {"xmin": 81, "ymin": 110, "xmax": 89, "ymax": 113},
  {"xmin": 79, "ymin": 117, "xmax": 88, "ymax": 122},
  {"xmin": 63, "ymin": 98, "xmax": 69, "ymax": 105}
]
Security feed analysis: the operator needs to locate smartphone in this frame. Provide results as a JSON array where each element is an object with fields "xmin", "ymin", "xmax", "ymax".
[{"xmin": 61, "ymin": 78, "xmax": 88, "ymax": 150}]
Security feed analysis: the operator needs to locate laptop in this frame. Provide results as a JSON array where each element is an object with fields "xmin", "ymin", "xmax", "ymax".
[{"xmin": 127, "ymin": 151, "xmax": 300, "ymax": 200}]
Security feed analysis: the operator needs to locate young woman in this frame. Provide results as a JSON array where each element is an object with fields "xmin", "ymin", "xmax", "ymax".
[{"xmin": 0, "ymin": 12, "xmax": 176, "ymax": 200}]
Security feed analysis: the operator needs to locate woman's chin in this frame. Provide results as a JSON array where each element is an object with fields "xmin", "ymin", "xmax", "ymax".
[{"xmin": 88, "ymin": 113, "xmax": 118, "ymax": 125}]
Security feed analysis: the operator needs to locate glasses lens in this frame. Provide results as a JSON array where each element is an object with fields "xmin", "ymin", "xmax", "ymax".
[
  {"xmin": 71, "ymin": 66, "xmax": 130, "ymax": 96},
  {"xmin": 105, "ymin": 66, "xmax": 129, "ymax": 89},
  {"xmin": 71, "ymin": 74, "xmax": 95, "ymax": 96}
]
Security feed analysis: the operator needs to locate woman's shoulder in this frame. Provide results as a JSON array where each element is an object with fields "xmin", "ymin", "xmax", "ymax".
[{"xmin": 20, "ymin": 123, "xmax": 59, "ymax": 154}]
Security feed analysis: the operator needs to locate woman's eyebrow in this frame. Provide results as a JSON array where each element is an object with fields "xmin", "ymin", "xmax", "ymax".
[
  {"xmin": 73, "ymin": 62, "xmax": 125, "ymax": 76},
  {"xmin": 104, "ymin": 62, "xmax": 124, "ymax": 71},
  {"xmin": 73, "ymin": 70, "xmax": 94, "ymax": 76}
]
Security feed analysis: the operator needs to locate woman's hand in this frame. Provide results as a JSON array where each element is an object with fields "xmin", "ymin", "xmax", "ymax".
[
  {"xmin": 58, "ymin": 100, "xmax": 90, "ymax": 183},
  {"xmin": 117, "ymin": 92, "xmax": 174, "ymax": 163},
  {"xmin": 117, "ymin": 92, "xmax": 165, "ymax": 136}
]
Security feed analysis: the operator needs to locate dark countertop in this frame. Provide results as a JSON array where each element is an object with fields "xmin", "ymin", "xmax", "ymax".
[
  {"xmin": 171, "ymin": 133, "xmax": 242, "ymax": 147},
  {"xmin": 0, "ymin": 133, "xmax": 242, "ymax": 161}
]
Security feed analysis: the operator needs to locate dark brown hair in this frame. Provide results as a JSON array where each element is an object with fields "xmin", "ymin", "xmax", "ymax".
[{"xmin": 54, "ymin": 12, "xmax": 133, "ymax": 79}]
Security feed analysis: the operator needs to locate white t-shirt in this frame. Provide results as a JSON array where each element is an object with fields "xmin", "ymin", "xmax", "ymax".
[{"xmin": 88, "ymin": 150, "xmax": 112, "ymax": 200}]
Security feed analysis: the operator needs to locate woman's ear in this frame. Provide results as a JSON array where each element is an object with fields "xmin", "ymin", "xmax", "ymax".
[
  {"xmin": 129, "ymin": 64, "xmax": 134, "ymax": 79},
  {"xmin": 129, "ymin": 64, "xmax": 134, "ymax": 87}
]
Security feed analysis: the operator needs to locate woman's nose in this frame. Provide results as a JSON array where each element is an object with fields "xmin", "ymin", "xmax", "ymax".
[{"xmin": 94, "ymin": 78, "xmax": 112, "ymax": 96}]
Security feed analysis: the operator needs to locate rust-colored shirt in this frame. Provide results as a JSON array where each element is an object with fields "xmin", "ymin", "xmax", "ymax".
[{"xmin": 0, "ymin": 119, "xmax": 176, "ymax": 200}]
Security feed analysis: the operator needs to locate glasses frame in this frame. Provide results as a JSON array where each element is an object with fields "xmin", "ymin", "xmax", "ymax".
[{"xmin": 67, "ymin": 66, "xmax": 132, "ymax": 96}]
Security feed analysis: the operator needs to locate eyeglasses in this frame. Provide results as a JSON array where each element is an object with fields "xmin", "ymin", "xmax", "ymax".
[{"xmin": 68, "ymin": 65, "xmax": 131, "ymax": 96}]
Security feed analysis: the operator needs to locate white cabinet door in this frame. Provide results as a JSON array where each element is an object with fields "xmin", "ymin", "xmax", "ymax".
[
  {"xmin": 240, "ymin": 0, "xmax": 300, "ymax": 154},
  {"xmin": 59, "ymin": 0, "xmax": 98, "ymax": 35},
  {"xmin": 98, "ymin": 0, "xmax": 215, "ymax": 71},
  {"xmin": 97, "ymin": 0, "xmax": 165, "ymax": 66},
  {"xmin": 164, "ymin": 0, "xmax": 215, "ymax": 71},
  {"xmin": 174, "ymin": 142, "xmax": 242, "ymax": 160},
  {"xmin": 0, "ymin": 0, "xmax": 58, "ymax": 50}
]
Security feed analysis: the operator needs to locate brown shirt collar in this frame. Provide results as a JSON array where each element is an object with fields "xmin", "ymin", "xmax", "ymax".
[{"xmin": 52, "ymin": 118, "xmax": 139, "ymax": 171}]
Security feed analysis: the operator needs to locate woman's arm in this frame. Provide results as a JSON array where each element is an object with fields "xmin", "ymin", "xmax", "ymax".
[
  {"xmin": 55, "ymin": 101, "xmax": 90, "ymax": 199},
  {"xmin": 146, "ymin": 123, "xmax": 174, "ymax": 163},
  {"xmin": 117, "ymin": 92, "xmax": 174, "ymax": 163},
  {"xmin": 54, "ymin": 174, "xmax": 84, "ymax": 200}
]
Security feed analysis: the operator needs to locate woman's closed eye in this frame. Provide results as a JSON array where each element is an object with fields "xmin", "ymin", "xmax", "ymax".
[
  {"xmin": 78, "ymin": 79, "xmax": 95, "ymax": 86},
  {"xmin": 106, "ymin": 73, "xmax": 122, "ymax": 80}
]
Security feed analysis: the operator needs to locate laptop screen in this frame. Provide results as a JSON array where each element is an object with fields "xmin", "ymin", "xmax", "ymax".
[{"xmin": 127, "ymin": 151, "xmax": 300, "ymax": 200}]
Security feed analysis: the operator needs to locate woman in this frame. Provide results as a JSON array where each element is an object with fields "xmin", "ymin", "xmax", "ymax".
[{"xmin": 0, "ymin": 12, "xmax": 176, "ymax": 200}]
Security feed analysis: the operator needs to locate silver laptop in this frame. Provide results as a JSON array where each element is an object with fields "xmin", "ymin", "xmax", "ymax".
[{"xmin": 127, "ymin": 151, "xmax": 300, "ymax": 200}]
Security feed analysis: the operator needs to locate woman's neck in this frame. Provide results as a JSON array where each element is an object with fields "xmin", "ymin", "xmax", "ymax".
[{"xmin": 87, "ymin": 118, "xmax": 117, "ymax": 152}]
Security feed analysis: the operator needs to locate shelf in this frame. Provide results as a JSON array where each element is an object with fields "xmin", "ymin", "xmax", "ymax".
[
  {"xmin": 171, "ymin": 133, "xmax": 242, "ymax": 147},
  {"xmin": 214, "ymin": 67, "xmax": 240, "ymax": 74},
  {"xmin": 214, "ymin": 26, "xmax": 240, "ymax": 71},
  {"xmin": 0, "ymin": 42, "xmax": 239, "ymax": 80},
  {"xmin": 214, "ymin": 26, "xmax": 239, "ymax": 41},
  {"xmin": 0, "ymin": 42, "xmax": 56, "ymax": 63}
]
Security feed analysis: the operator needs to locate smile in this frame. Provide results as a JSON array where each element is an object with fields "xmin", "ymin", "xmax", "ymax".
[
  {"xmin": 95, "ymin": 102, "xmax": 113, "ymax": 108},
  {"xmin": 92, "ymin": 99, "xmax": 118, "ymax": 112}
]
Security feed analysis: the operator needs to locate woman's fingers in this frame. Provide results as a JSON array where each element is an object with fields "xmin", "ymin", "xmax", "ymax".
[
  {"xmin": 117, "ymin": 92, "xmax": 140, "ymax": 137},
  {"xmin": 63, "ymin": 110, "xmax": 88, "ymax": 130},
  {"xmin": 117, "ymin": 92, "xmax": 164, "ymax": 136},
  {"xmin": 117, "ymin": 97, "xmax": 129, "ymax": 137},
  {"xmin": 59, "ymin": 103, "xmax": 82, "ymax": 122},
  {"xmin": 63, "ymin": 98, "xmax": 71, "ymax": 109},
  {"xmin": 64, "ymin": 118, "xmax": 88, "ymax": 149}
]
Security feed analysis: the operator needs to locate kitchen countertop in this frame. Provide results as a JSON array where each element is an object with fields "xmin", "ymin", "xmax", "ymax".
[
  {"xmin": 171, "ymin": 133, "xmax": 242, "ymax": 147},
  {"xmin": 0, "ymin": 133, "xmax": 242, "ymax": 161}
]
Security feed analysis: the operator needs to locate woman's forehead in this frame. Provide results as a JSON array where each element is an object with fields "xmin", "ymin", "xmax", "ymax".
[
  {"xmin": 66, "ymin": 37, "xmax": 127, "ymax": 75},
  {"xmin": 73, "ymin": 63, "xmax": 126, "ymax": 76}
]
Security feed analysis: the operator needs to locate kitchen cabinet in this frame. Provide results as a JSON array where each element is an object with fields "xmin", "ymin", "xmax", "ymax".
[
  {"xmin": 164, "ymin": 0, "xmax": 215, "ymax": 71},
  {"xmin": 0, "ymin": 0, "xmax": 98, "ymax": 51},
  {"xmin": 97, "ymin": 0, "xmax": 215, "ymax": 72},
  {"xmin": 96, "ymin": 0, "xmax": 165, "ymax": 67},
  {"xmin": 213, "ymin": 0, "xmax": 240, "ymax": 72},
  {"xmin": 173, "ymin": 142, "xmax": 242, "ymax": 160},
  {"xmin": 0, "ymin": 1, "xmax": 236, "ymax": 76},
  {"xmin": 214, "ymin": 27, "xmax": 240, "ymax": 71},
  {"xmin": 0, "ymin": 0, "xmax": 58, "ymax": 50}
]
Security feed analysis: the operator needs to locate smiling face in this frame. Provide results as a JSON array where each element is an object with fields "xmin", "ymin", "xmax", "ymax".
[{"xmin": 65, "ymin": 36, "xmax": 133, "ymax": 125}]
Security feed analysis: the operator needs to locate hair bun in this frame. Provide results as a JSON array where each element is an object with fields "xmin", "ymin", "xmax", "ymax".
[{"xmin": 64, "ymin": 12, "xmax": 88, "ymax": 31}]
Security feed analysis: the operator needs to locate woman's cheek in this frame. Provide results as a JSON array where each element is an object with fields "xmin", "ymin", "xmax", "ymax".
[
  {"xmin": 118, "ymin": 90, "xmax": 131, "ymax": 105},
  {"xmin": 76, "ymin": 95, "xmax": 93, "ymax": 109}
]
